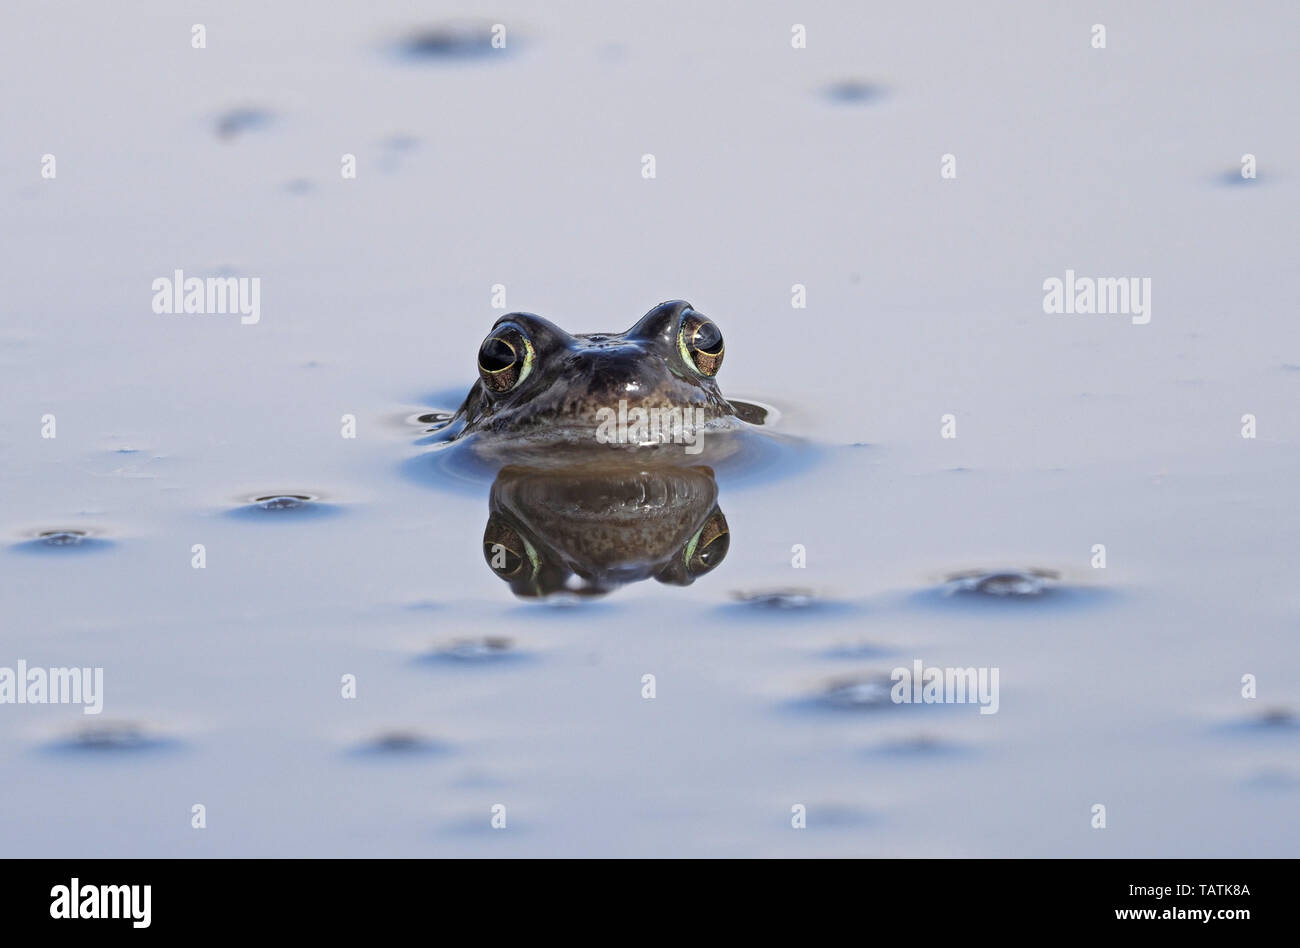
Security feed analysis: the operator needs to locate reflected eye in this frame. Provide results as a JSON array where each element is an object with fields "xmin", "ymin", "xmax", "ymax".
[
  {"xmin": 678, "ymin": 311, "xmax": 724, "ymax": 377},
  {"xmin": 478, "ymin": 327, "xmax": 534, "ymax": 393},
  {"xmin": 483, "ymin": 521, "xmax": 529, "ymax": 577},
  {"xmin": 686, "ymin": 511, "xmax": 730, "ymax": 576}
]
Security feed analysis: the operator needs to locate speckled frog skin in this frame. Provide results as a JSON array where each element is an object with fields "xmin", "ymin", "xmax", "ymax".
[{"xmin": 447, "ymin": 300, "xmax": 741, "ymax": 446}]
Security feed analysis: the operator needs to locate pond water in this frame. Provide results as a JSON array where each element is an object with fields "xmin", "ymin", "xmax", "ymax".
[{"xmin": 1, "ymin": 2, "xmax": 1296, "ymax": 856}]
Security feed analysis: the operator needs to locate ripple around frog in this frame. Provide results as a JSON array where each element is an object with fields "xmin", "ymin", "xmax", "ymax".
[{"xmin": 405, "ymin": 396, "xmax": 817, "ymax": 491}]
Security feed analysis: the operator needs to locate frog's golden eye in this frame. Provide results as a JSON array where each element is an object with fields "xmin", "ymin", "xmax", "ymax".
[
  {"xmin": 478, "ymin": 327, "xmax": 534, "ymax": 394},
  {"xmin": 678, "ymin": 312, "xmax": 724, "ymax": 377},
  {"xmin": 685, "ymin": 511, "xmax": 730, "ymax": 576}
]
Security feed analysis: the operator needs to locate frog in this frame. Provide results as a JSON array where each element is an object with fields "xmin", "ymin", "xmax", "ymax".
[
  {"xmin": 405, "ymin": 301, "xmax": 800, "ymax": 598},
  {"xmin": 435, "ymin": 300, "xmax": 764, "ymax": 460}
]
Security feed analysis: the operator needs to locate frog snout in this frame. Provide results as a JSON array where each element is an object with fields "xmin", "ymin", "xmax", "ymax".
[{"xmin": 570, "ymin": 347, "xmax": 671, "ymax": 401}]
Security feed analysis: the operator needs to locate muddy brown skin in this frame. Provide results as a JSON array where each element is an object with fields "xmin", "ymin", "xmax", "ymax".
[
  {"xmin": 482, "ymin": 464, "xmax": 730, "ymax": 597},
  {"xmin": 450, "ymin": 300, "xmax": 737, "ymax": 445}
]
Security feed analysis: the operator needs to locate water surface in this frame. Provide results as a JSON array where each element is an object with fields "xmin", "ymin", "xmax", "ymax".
[{"xmin": 1, "ymin": 1, "xmax": 1297, "ymax": 857}]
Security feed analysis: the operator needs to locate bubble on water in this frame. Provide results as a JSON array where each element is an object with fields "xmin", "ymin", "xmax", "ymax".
[
  {"xmin": 1213, "ymin": 706, "xmax": 1300, "ymax": 739},
  {"xmin": 868, "ymin": 733, "xmax": 971, "ymax": 758},
  {"xmin": 392, "ymin": 22, "xmax": 512, "ymax": 62},
  {"xmin": 256, "ymin": 494, "xmax": 312, "ymax": 510},
  {"xmin": 50, "ymin": 721, "xmax": 176, "ymax": 753},
  {"xmin": 822, "ymin": 80, "xmax": 886, "ymax": 105},
  {"xmin": 819, "ymin": 674, "xmax": 897, "ymax": 711},
  {"xmin": 1216, "ymin": 169, "xmax": 1263, "ymax": 187},
  {"xmin": 39, "ymin": 530, "xmax": 86, "ymax": 546},
  {"xmin": 944, "ymin": 569, "xmax": 1060, "ymax": 599},
  {"xmin": 725, "ymin": 587, "xmax": 856, "ymax": 620},
  {"xmin": 382, "ymin": 133, "xmax": 421, "ymax": 152},
  {"xmin": 1255, "ymin": 706, "xmax": 1297, "ymax": 728},
  {"xmin": 216, "ymin": 106, "xmax": 274, "ymax": 140},
  {"xmin": 822, "ymin": 640, "xmax": 892, "ymax": 660},
  {"xmin": 352, "ymin": 730, "xmax": 444, "ymax": 756},
  {"xmin": 227, "ymin": 493, "xmax": 341, "ymax": 520},
  {"xmin": 13, "ymin": 528, "xmax": 113, "ymax": 554},
  {"xmin": 73, "ymin": 722, "xmax": 148, "ymax": 749},
  {"xmin": 430, "ymin": 637, "xmax": 518, "ymax": 663},
  {"xmin": 888, "ymin": 733, "xmax": 945, "ymax": 752},
  {"xmin": 373, "ymin": 731, "xmax": 435, "ymax": 752},
  {"xmin": 911, "ymin": 568, "xmax": 1114, "ymax": 612},
  {"xmin": 733, "ymin": 588, "xmax": 817, "ymax": 609}
]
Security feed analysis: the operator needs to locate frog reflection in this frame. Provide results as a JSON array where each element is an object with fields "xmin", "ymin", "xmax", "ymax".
[{"xmin": 482, "ymin": 464, "xmax": 730, "ymax": 598}]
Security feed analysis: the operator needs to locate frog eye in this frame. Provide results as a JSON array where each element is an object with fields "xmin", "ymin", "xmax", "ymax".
[
  {"xmin": 678, "ymin": 312, "xmax": 724, "ymax": 377},
  {"xmin": 685, "ymin": 511, "xmax": 730, "ymax": 576},
  {"xmin": 478, "ymin": 327, "xmax": 534, "ymax": 393},
  {"xmin": 483, "ymin": 521, "xmax": 530, "ymax": 577}
]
